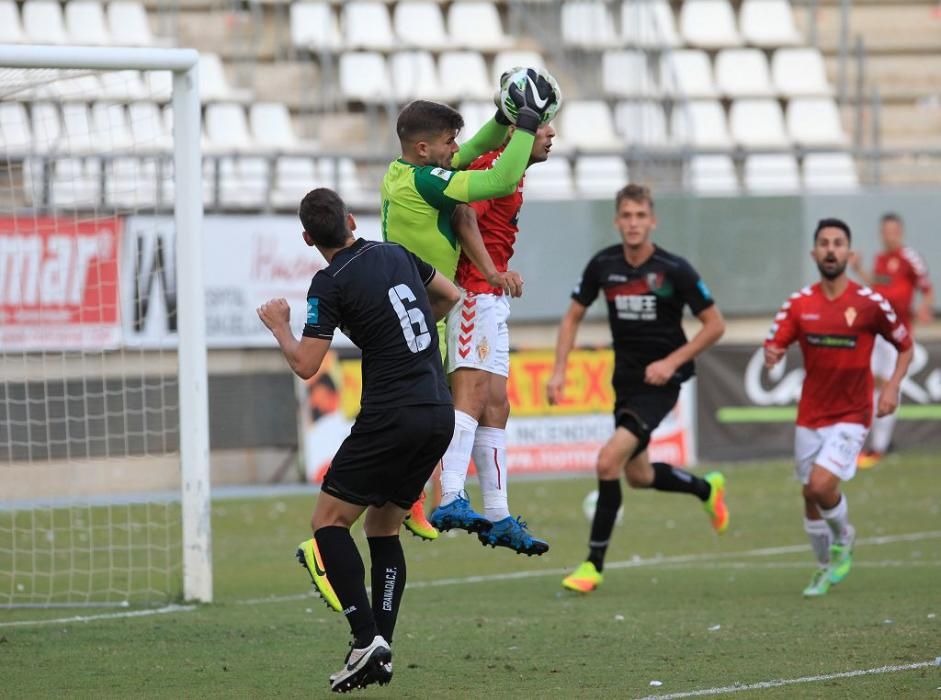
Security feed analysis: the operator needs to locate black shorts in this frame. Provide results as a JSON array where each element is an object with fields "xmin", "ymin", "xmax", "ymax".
[
  {"xmin": 321, "ymin": 404, "xmax": 454, "ymax": 510},
  {"xmin": 613, "ymin": 385, "xmax": 680, "ymax": 441}
]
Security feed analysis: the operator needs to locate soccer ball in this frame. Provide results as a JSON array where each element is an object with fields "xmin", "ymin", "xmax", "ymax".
[
  {"xmin": 498, "ymin": 66, "xmax": 562, "ymax": 126},
  {"xmin": 582, "ymin": 489, "xmax": 624, "ymax": 524}
]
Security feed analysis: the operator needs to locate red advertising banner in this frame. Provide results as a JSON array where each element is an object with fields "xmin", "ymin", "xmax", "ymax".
[{"xmin": 0, "ymin": 216, "xmax": 122, "ymax": 350}]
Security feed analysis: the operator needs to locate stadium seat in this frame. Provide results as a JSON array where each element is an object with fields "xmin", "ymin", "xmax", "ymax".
[
  {"xmin": 0, "ymin": 103, "xmax": 32, "ymax": 155},
  {"xmin": 438, "ymin": 52, "xmax": 491, "ymax": 101},
  {"xmin": 687, "ymin": 155, "xmax": 739, "ymax": 193},
  {"xmin": 491, "ymin": 51, "xmax": 545, "ymax": 85},
  {"xmin": 23, "ymin": 0, "xmax": 68, "ymax": 44},
  {"xmin": 614, "ymin": 101, "xmax": 669, "ymax": 147},
  {"xmin": 772, "ymin": 48, "xmax": 832, "ymax": 97},
  {"xmin": 743, "ymin": 154, "xmax": 800, "ymax": 193},
  {"xmin": 52, "ymin": 157, "xmax": 101, "ymax": 208},
  {"xmin": 558, "ymin": 100, "xmax": 622, "ymax": 152},
  {"xmin": 521, "ymin": 157, "xmax": 574, "ymax": 199},
  {"xmin": 729, "ymin": 99, "xmax": 789, "ymax": 148},
  {"xmin": 290, "ymin": 1, "xmax": 342, "ymax": 52},
  {"xmin": 339, "ymin": 52, "xmax": 393, "ymax": 102},
  {"xmin": 0, "ymin": 0, "xmax": 26, "ymax": 43},
  {"xmin": 561, "ymin": 1, "xmax": 620, "ymax": 49},
  {"xmin": 660, "ymin": 49, "xmax": 718, "ymax": 99},
  {"xmin": 448, "ymin": 2, "xmax": 510, "ymax": 51},
  {"xmin": 391, "ymin": 51, "xmax": 441, "ymax": 101},
  {"xmin": 602, "ymin": 50, "xmax": 657, "ymax": 98},
  {"xmin": 128, "ymin": 101, "xmax": 172, "ymax": 151},
  {"xmin": 679, "ymin": 0, "xmax": 742, "ymax": 49},
  {"xmin": 61, "ymin": 103, "xmax": 96, "ymax": 153},
  {"xmin": 321, "ymin": 156, "xmax": 368, "ymax": 207},
  {"xmin": 99, "ymin": 70, "xmax": 148, "ymax": 101},
  {"xmin": 91, "ymin": 103, "xmax": 134, "ymax": 151},
  {"xmin": 574, "ymin": 155, "xmax": 629, "ymax": 197},
  {"xmin": 343, "ymin": 2, "xmax": 396, "ymax": 51},
  {"xmin": 200, "ymin": 53, "xmax": 251, "ymax": 102},
  {"xmin": 739, "ymin": 0, "xmax": 802, "ymax": 47},
  {"xmin": 44, "ymin": 71, "xmax": 102, "ymax": 101},
  {"xmin": 457, "ymin": 101, "xmax": 496, "ymax": 140},
  {"xmin": 107, "ymin": 157, "xmax": 159, "ymax": 208},
  {"xmin": 714, "ymin": 48, "xmax": 775, "ymax": 98},
  {"xmin": 394, "ymin": 2, "xmax": 448, "ymax": 50},
  {"xmin": 786, "ymin": 98, "xmax": 846, "ymax": 146},
  {"xmin": 671, "ymin": 100, "xmax": 732, "ymax": 148},
  {"xmin": 271, "ymin": 156, "xmax": 317, "ymax": 209},
  {"xmin": 145, "ymin": 70, "xmax": 172, "ymax": 101},
  {"xmin": 621, "ymin": 0, "xmax": 680, "ymax": 48},
  {"xmin": 803, "ymin": 152, "xmax": 859, "ymax": 191},
  {"xmin": 250, "ymin": 102, "xmax": 309, "ymax": 151},
  {"xmin": 65, "ymin": 1, "xmax": 111, "ymax": 46},
  {"xmin": 205, "ymin": 103, "xmax": 255, "ymax": 152},
  {"xmin": 107, "ymin": 1, "xmax": 153, "ymax": 46},
  {"xmin": 30, "ymin": 103, "xmax": 63, "ymax": 153}
]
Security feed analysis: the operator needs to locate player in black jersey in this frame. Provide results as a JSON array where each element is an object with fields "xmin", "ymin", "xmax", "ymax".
[
  {"xmin": 545, "ymin": 184, "xmax": 728, "ymax": 595},
  {"xmin": 257, "ymin": 188, "xmax": 460, "ymax": 692}
]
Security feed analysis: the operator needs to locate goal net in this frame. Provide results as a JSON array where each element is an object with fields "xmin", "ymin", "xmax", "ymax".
[{"xmin": 0, "ymin": 47, "xmax": 211, "ymax": 607}]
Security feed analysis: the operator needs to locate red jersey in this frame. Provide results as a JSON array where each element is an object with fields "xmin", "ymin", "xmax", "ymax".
[
  {"xmin": 454, "ymin": 149, "xmax": 523, "ymax": 295},
  {"xmin": 765, "ymin": 281, "xmax": 912, "ymax": 429},
  {"xmin": 871, "ymin": 246, "xmax": 931, "ymax": 329}
]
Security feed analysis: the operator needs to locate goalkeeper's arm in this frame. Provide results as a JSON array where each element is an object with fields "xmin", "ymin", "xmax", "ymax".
[
  {"xmin": 441, "ymin": 128, "xmax": 534, "ymax": 201},
  {"xmin": 451, "ymin": 117, "xmax": 510, "ymax": 170}
]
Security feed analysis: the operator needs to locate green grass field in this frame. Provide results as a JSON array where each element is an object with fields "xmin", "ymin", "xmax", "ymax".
[{"xmin": 3, "ymin": 452, "xmax": 940, "ymax": 698}]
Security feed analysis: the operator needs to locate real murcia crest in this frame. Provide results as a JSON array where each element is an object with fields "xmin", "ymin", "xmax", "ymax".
[
  {"xmin": 477, "ymin": 335, "xmax": 490, "ymax": 361},
  {"xmin": 844, "ymin": 306, "xmax": 857, "ymax": 327}
]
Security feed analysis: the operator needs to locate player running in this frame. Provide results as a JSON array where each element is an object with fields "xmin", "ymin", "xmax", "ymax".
[
  {"xmin": 548, "ymin": 184, "xmax": 728, "ymax": 594},
  {"xmin": 382, "ymin": 71, "xmax": 560, "ymax": 539},
  {"xmin": 428, "ymin": 120, "xmax": 557, "ymax": 555},
  {"xmin": 850, "ymin": 212, "xmax": 933, "ymax": 468},
  {"xmin": 765, "ymin": 218, "xmax": 913, "ymax": 597},
  {"xmin": 258, "ymin": 188, "xmax": 460, "ymax": 691}
]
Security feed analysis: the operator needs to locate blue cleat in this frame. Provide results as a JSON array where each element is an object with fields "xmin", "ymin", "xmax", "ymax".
[
  {"xmin": 477, "ymin": 516, "xmax": 549, "ymax": 556},
  {"xmin": 429, "ymin": 495, "xmax": 492, "ymax": 534}
]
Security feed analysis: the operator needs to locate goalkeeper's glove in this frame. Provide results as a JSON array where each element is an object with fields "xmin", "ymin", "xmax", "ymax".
[{"xmin": 503, "ymin": 68, "xmax": 559, "ymax": 134}]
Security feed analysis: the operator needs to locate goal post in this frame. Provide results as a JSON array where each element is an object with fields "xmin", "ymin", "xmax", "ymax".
[{"xmin": 0, "ymin": 45, "xmax": 212, "ymax": 605}]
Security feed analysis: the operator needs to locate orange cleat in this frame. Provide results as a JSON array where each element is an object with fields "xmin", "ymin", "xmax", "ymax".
[
  {"xmin": 403, "ymin": 491, "xmax": 439, "ymax": 541},
  {"xmin": 703, "ymin": 471, "xmax": 729, "ymax": 534}
]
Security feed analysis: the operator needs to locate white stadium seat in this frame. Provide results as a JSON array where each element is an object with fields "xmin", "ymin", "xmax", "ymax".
[
  {"xmin": 290, "ymin": 1, "xmax": 342, "ymax": 52},
  {"xmin": 803, "ymin": 153, "xmax": 859, "ymax": 191},
  {"xmin": 687, "ymin": 155, "xmax": 739, "ymax": 193},
  {"xmin": 339, "ymin": 52, "xmax": 393, "ymax": 102},
  {"xmin": 614, "ymin": 101, "xmax": 669, "ymax": 146},
  {"xmin": 23, "ymin": 0, "xmax": 68, "ymax": 44},
  {"xmin": 679, "ymin": 0, "xmax": 742, "ymax": 49},
  {"xmin": 250, "ymin": 102, "xmax": 307, "ymax": 151},
  {"xmin": 128, "ymin": 101, "xmax": 172, "ymax": 151},
  {"xmin": 106, "ymin": 157, "xmax": 156, "ymax": 208},
  {"xmin": 343, "ymin": 2, "xmax": 396, "ymax": 50},
  {"xmin": 772, "ymin": 48, "xmax": 832, "ymax": 97},
  {"xmin": 52, "ymin": 157, "xmax": 101, "ymax": 208},
  {"xmin": 0, "ymin": 0, "xmax": 26, "ymax": 43},
  {"xmin": 200, "ymin": 53, "xmax": 250, "ymax": 102},
  {"xmin": 205, "ymin": 103, "xmax": 254, "ymax": 152},
  {"xmin": 321, "ymin": 157, "xmax": 368, "ymax": 207},
  {"xmin": 91, "ymin": 103, "xmax": 134, "ymax": 151},
  {"xmin": 562, "ymin": 1, "xmax": 620, "ymax": 49},
  {"xmin": 558, "ymin": 100, "xmax": 623, "ymax": 152},
  {"xmin": 438, "ymin": 52, "xmax": 491, "ymax": 101},
  {"xmin": 145, "ymin": 70, "xmax": 172, "ymax": 101},
  {"xmin": 390, "ymin": 51, "xmax": 441, "ymax": 101},
  {"xmin": 671, "ymin": 100, "xmax": 732, "ymax": 148},
  {"xmin": 43, "ymin": 71, "xmax": 101, "ymax": 101},
  {"xmin": 714, "ymin": 48, "xmax": 775, "ymax": 98},
  {"xmin": 729, "ymin": 99, "xmax": 789, "ymax": 148},
  {"xmin": 621, "ymin": 0, "xmax": 680, "ymax": 48},
  {"xmin": 491, "ymin": 51, "xmax": 545, "ymax": 85},
  {"xmin": 602, "ymin": 50, "xmax": 658, "ymax": 98},
  {"xmin": 271, "ymin": 156, "xmax": 318, "ymax": 209},
  {"xmin": 522, "ymin": 157, "xmax": 574, "ymax": 199},
  {"xmin": 107, "ymin": 1, "xmax": 153, "ymax": 46},
  {"xmin": 786, "ymin": 98, "xmax": 846, "ymax": 146},
  {"xmin": 661, "ymin": 49, "xmax": 718, "ymax": 99},
  {"xmin": 99, "ymin": 70, "xmax": 148, "ymax": 101},
  {"xmin": 0, "ymin": 103, "xmax": 32, "ymax": 154},
  {"xmin": 30, "ymin": 103, "xmax": 64, "ymax": 153},
  {"xmin": 457, "ymin": 101, "xmax": 496, "ymax": 142},
  {"xmin": 744, "ymin": 154, "xmax": 800, "ymax": 193},
  {"xmin": 574, "ymin": 155, "xmax": 629, "ymax": 197},
  {"xmin": 61, "ymin": 102, "xmax": 96, "ymax": 153},
  {"xmin": 65, "ymin": 1, "xmax": 111, "ymax": 46},
  {"xmin": 394, "ymin": 2, "xmax": 448, "ymax": 50},
  {"xmin": 448, "ymin": 2, "xmax": 510, "ymax": 51},
  {"xmin": 740, "ymin": 0, "xmax": 802, "ymax": 47}
]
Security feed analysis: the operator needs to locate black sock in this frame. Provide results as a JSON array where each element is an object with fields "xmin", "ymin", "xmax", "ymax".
[
  {"xmin": 368, "ymin": 535, "xmax": 406, "ymax": 645},
  {"xmin": 651, "ymin": 462, "xmax": 710, "ymax": 501},
  {"xmin": 588, "ymin": 479, "xmax": 622, "ymax": 573},
  {"xmin": 314, "ymin": 526, "xmax": 377, "ymax": 648}
]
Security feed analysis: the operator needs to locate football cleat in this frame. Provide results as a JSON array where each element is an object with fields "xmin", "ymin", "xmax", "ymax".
[
  {"xmin": 856, "ymin": 450, "xmax": 882, "ymax": 470},
  {"xmin": 703, "ymin": 471, "xmax": 729, "ymax": 534},
  {"xmin": 828, "ymin": 526, "xmax": 856, "ymax": 585},
  {"xmin": 477, "ymin": 516, "xmax": 549, "ymax": 556},
  {"xmin": 329, "ymin": 635, "xmax": 392, "ymax": 693},
  {"xmin": 296, "ymin": 538, "xmax": 342, "ymax": 613},
  {"xmin": 802, "ymin": 567, "xmax": 831, "ymax": 597},
  {"xmin": 429, "ymin": 494, "xmax": 492, "ymax": 534},
  {"xmin": 562, "ymin": 561, "xmax": 603, "ymax": 593},
  {"xmin": 402, "ymin": 491, "xmax": 439, "ymax": 541}
]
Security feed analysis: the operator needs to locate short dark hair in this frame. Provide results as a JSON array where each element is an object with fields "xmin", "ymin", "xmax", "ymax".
[
  {"xmin": 881, "ymin": 211, "xmax": 903, "ymax": 226},
  {"xmin": 813, "ymin": 217, "xmax": 852, "ymax": 243},
  {"xmin": 298, "ymin": 188, "xmax": 351, "ymax": 249},
  {"xmin": 396, "ymin": 100, "xmax": 464, "ymax": 145},
  {"xmin": 615, "ymin": 183, "xmax": 654, "ymax": 211}
]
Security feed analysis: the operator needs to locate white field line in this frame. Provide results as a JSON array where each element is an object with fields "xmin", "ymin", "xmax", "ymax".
[
  {"xmin": 0, "ymin": 603, "xmax": 196, "ymax": 628},
  {"xmin": 234, "ymin": 529, "xmax": 941, "ymax": 605},
  {"xmin": 637, "ymin": 660, "xmax": 937, "ymax": 699}
]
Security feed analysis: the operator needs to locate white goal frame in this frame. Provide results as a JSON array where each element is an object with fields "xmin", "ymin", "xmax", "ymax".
[{"xmin": 0, "ymin": 45, "xmax": 212, "ymax": 603}]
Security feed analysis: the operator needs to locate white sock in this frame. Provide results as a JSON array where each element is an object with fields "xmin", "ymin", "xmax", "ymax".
[
  {"xmin": 803, "ymin": 517, "xmax": 832, "ymax": 566},
  {"xmin": 473, "ymin": 427, "xmax": 510, "ymax": 521},
  {"xmin": 869, "ymin": 391, "xmax": 897, "ymax": 453},
  {"xmin": 439, "ymin": 410, "xmax": 478, "ymax": 506},
  {"xmin": 818, "ymin": 495, "xmax": 853, "ymax": 546}
]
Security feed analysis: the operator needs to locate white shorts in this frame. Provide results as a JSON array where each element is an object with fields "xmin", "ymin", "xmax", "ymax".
[
  {"xmin": 871, "ymin": 334, "xmax": 898, "ymax": 381},
  {"xmin": 794, "ymin": 422, "xmax": 869, "ymax": 484},
  {"xmin": 445, "ymin": 290, "xmax": 510, "ymax": 377}
]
